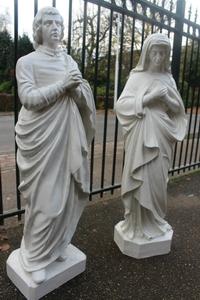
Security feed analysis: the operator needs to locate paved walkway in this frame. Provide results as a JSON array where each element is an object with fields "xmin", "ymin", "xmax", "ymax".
[
  {"xmin": 0, "ymin": 153, "xmax": 15, "ymax": 170},
  {"xmin": 0, "ymin": 170, "xmax": 200, "ymax": 299}
]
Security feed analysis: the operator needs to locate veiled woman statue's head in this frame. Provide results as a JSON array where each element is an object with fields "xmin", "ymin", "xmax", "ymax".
[{"xmin": 132, "ymin": 33, "xmax": 171, "ymax": 73}]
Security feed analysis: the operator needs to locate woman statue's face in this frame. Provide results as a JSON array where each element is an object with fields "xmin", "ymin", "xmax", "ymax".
[{"xmin": 148, "ymin": 45, "xmax": 167, "ymax": 71}]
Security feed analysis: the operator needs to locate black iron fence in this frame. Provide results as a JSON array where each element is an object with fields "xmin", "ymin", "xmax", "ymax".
[{"xmin": 0, "ymin": 0, "xmax": 200, "ymax": 223}]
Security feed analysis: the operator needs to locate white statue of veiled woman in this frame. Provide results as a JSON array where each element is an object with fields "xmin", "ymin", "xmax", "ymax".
[{"xmin": 114, "ymin": 33, "xmax": 187, "ymax": 258}]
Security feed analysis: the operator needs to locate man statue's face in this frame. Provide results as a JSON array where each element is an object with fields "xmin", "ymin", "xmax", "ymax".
[{"xmin": 41, "ymin": 14, "xmax": 62, "ymax": 48}]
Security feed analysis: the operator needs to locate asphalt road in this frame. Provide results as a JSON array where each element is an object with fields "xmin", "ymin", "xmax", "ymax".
[
  {"xmin": 0, "ymin": 112, "xmax": 123, "ymax": 154},
  {"xmin": 0, "ymin": 115, "xmax": 15, "ymax": 153},
  {"xmin": 0, "ymin": 111, "xmax": 199, "ymax": 154}
]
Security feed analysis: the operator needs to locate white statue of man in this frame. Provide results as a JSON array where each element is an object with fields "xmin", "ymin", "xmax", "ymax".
[
  {"xmin": 15, "ymin": 7, "xmax": 95, "ymax": 283},
  {"xmin": 114, "ymin": 33, "xmax": 187, "ymax": 257}
]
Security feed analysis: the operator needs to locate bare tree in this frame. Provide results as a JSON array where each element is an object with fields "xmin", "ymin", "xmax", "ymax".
[
  {"xmin": 71, "ymin": 7, "xmax": 110, "ymax": 65},
  {"xmin": 0, "ymin": 9, "xmax": 11, "ymax": 32}
]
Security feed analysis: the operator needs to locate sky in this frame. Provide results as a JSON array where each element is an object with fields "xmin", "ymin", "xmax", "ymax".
[
  {"xmin": 0, "ymin": 0, "xmax": 75, "ymax": 37},
  {"xmin": 0, "ymin": 0, "xmax": 200, "ymax": 38}
]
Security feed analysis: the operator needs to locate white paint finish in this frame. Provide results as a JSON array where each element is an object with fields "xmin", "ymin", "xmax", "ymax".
[
  {"xmin": 114, "ymin": 34, "xmax": 187, "ymax": 255},
  {"xmin": 11, "ymin": 7, "xmax": 95, "ymax": 281},
  {"xmin": 6, "ymin": 245, "xmax": 86, "ymax": 300},
  {"xmin": 114, "ymin": 221, "xmax": 173, "ymax": 259}
]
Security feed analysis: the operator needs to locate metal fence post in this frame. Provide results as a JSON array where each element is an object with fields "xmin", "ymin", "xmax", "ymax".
[
  {"xmin": 171, "ymin": 0, "xmax": 185, "ymax": 88},
  {"xmin": 0, "ymin": 167, "xmax": 4, "ymax": 225},
  {"xmin": 14, "ymin": 0, "xmax": 21, "ymax": 220}
]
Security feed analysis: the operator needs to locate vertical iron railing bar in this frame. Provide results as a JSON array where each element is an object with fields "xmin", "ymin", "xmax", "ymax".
[
  {"xmin": 170, "ymin": 35, "xmax": 177, "ymax": 167},
  {"xmin": 131, "ymin": 0, "xmax": 136, "ymax": 15},
  {"xmin": 89, "ymin": 5, "xmax": 101, "ymax": 200},
  {"xmin": 151, "ymin": 7, "xmax": 155, "ymax": 33},
  {"xmin": 171, "ymin": 0, "xmax": 185, "ymax": 86},
  {"xmin": 170, "ymin": 0, "xmax": 173, "ymax": 13},
  {"xmin": 0, "ymin": 167, "xmax": 4, "ymax": 225},
  {"xmin": 141, "ymin": 5, "xmax": 146, "ymax": 45},
  {"xmin": 193, "ymin": 69, "xmax": 200, "ymax": 165},
  {"xmin": 171, "ymin": 137, "xmax": 178, "ymax": 172},
  {"xmin": 167, "ymin": 28, "xmax": 170, "ymax": 38},
  {"xmin": 14, "ymin": 0, "xmax": 21, "ymax": 220},
  {"xmin": 111, "ymin": 116, "xmax": 119, "ymax": 194},
  {"xmin": 160, "ymin": 0, "xmax": 165, "ymax": 33},
  {"xmin": 177, "ymin": 35, "xmax": 189, "ymax": 171},
  {"xmin": 183, "ymin": 37, "xmax": 195, "ymax": 168},
  {"xmin": 81, "ymin": 0, "xmax": 88, "ymax": 77},
  {"xmin": 34, "ymin": 0, "xmax": 38, "ymax": 16},
  {"xmin": 90, "ymin": 4, "xmax": 100, "ymax": 198},
  {"xmin": 195, "ymin": 8, "xmax": 198, "ymax": 23},
  {"xmin": 67, "ymin": 0, "xmax": 73, "ymax": 55},
  {"xmin": 180, "ymin": 40, "xmax": 189, "ymax": 94},
  {"xmin": 188, "ymin": 40, "xmax": 200, "ymax": 168},
  {"xmin": 132, "ymin": 3, "xmax": 139, "ymax": 67},
  {"xmin": 89, "ymin": 6, "xmax": 101, "ymax": 200},
  {"xmin": 193, "ymin": 9, "xmax": 200, "ymax": 165},
  {"xmin": 194, "ymin": 119, "xmax": 200, "ymax": 165},
  {"xmin": 89, "ymin": 139, "xmax": 95, "ymax": 201},
  {"xmin": 100, "ymin": 9, "xmax": 113, "ymax": 197},
  {"xmin": 121, "ymin": 128, "xmax": 125, "ymax": 175},
  {"xmin": 191, "ymin": 87, "xmax": 200, "ymax": 168},
  {"xmin": 167, "ymin": 1, "xmax": 173, "ymax": 37},
  {"xmin": 129, "ymin": 16, "xmax": 135, "ymax": 71},
  {"xmin": 187, "ymin": 86, "xmax": 196, "ymax": 167},
  {"xmin": 171, "ymin": 0, "xmax": 185, "ymax": 174},
  {"xmin": 139, "ymin": 27, "xmax": 143, "ymax": 52},
  {"xmin": 111, "ymin": 11, "xmax": 125, "ymax": 193}
]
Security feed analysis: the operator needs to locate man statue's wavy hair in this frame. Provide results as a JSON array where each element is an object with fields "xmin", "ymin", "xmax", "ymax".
[{"xmin": 33, "ymin": 6, "xmax": 64, "ymax": 49}]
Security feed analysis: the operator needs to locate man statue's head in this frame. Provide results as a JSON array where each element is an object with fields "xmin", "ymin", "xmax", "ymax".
[{"xmin": 33, "ymin": 7, "xmax": 64, "ymax": 49}]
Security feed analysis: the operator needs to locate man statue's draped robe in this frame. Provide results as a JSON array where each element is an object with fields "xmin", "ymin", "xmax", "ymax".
[{"xmin": 15, "ymin": 46, "xmax": 95, "ymax": 272}]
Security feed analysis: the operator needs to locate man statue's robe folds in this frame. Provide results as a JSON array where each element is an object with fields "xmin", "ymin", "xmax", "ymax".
[{"xmin": 15, "ymin": 46, "xmax": 95, "ymax": 272}]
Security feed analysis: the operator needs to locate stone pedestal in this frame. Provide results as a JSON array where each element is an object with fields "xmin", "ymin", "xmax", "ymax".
[
  {"xmin": 114, "ymin": 221, "xmax": 173, "ymax": 259},
  {"xmin": 6, "ymin": 244, "xmax": 86, "ymax": 300}
]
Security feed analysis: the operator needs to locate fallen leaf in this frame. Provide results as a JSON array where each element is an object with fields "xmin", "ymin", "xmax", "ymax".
[{"xmin": 0, "ymin": 243, "xmax": 10, "ymax": 251}]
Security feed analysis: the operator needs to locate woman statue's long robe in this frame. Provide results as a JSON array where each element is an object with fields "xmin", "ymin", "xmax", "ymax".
[
  {"xmin": 15, "ymin": 46, "xmax": 95, "ymax": 272},
  {"xmin": 115, "ymin": 71, "xmax": 187, "ymax": 240}
]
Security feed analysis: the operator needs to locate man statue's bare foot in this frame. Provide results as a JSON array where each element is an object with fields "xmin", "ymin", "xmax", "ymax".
[
  {"xmin": 32, "ymin": 268, "xmax": 46, "ymax": 284},
  {"xmin": 57, "ymin": 248, "xmax": 68, "ymax": 262}
]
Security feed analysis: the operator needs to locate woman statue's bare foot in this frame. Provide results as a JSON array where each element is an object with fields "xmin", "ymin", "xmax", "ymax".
[{"xmin": 32, "ymin": 268, "xmax": 46, "ymax": 284}]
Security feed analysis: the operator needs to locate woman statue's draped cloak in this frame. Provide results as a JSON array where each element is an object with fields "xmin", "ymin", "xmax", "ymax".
[
  {"xmin": 15, "ymin": 46, "xmax": 95, "ymax": 272},
  {"xmin": 115, "ymin": 71, "xmax": 187, "ymax": 240}
]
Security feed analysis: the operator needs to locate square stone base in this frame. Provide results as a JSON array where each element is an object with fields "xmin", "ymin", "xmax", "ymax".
[
  {"xmin": 114, "ymin": 221, "xmax": 173, "ymax": 259},
  {"xmin": 6, "ymin": 244, "xmax": 86, "ymax": 300}
]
